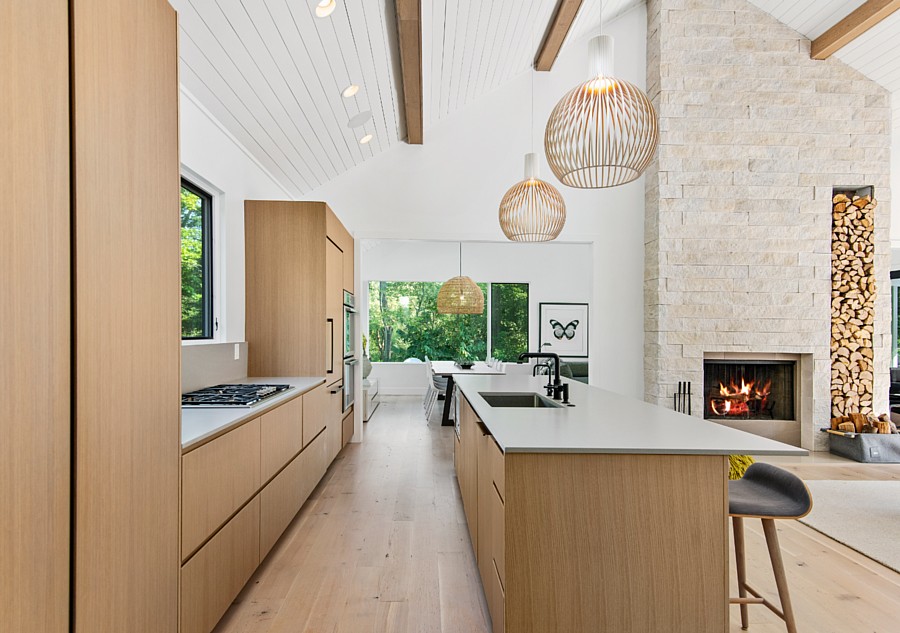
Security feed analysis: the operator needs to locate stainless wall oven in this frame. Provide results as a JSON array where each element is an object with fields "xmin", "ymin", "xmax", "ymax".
[
  {"xmin": 343, "ymin": 358, "xmax": 357, "ymax": 412},
  {"xmin": 343, "ymin": 291, "xmax": 356, "ymax": 359}
]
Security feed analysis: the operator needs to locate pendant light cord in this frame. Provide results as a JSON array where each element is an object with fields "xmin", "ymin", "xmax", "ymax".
[{"xmin": 530, "ymin": 6, "xmax": 535, "ymax": 155}]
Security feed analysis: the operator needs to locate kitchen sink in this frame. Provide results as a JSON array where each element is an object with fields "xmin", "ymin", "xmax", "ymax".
[{"xmin": 478, "ymin": 392, "xmax": 564, "ymax": 408}]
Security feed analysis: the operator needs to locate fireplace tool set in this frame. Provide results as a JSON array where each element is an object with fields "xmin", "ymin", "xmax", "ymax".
[{"xmin": 674, "ymin": 381, "xmax": 691, "ymax": 415}]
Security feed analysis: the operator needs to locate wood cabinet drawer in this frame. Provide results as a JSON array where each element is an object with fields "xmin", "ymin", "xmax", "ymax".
[
  {"xmin": 182, "ymin": 418, "xmax": 261, "ymax": 561},
  {"xmin": 302, "ymin": 384, "xmax": 328, "ymax": 447},
  {"xmin": 326, "ymin": 382, "xmax": 343, "ymax": 463},
  {"xmin": 260, "ymin": 395, "xmax": 303, "ymax": 483},
  {"xmin": 490, "ymin": 435, "xmax": 504, "ymax": 502},
  {"xmin": 490, "ymin": 558, "xmax": 505, "ymax": 633},
  {"xmin": 492, "ymin": 483, "xmax": 505, "ymax": 589},
  {"xmin": 342, "ymin": 408, "xmax": 354, "ymax": 446},
  {"xmin": 180, "ymin": 497, "xmax": 260, "ymax": 633},
  {"xmin": 259, "ymin": 430, "xmax": 327, "ymax": 559},
  {"xmin": 477, "ymin": 427, "xmax": 495, "ymax": 588}
]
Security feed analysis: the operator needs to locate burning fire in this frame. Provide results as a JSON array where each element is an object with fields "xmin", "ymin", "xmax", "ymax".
[{"xmin": 709, "ymin": 378, "xmax": 771, "ymax": 417}]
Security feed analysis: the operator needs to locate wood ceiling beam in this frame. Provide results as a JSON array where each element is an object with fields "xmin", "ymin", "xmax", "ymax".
[
  {"xmin": 811, "ymin": 0, "xmax": 900, "ymax": 60},
  {"xmin": 535, "ymin": 0, "xmax": 585, "ymax": 71},
  {"xmin": 395, "ymin": 0, "xmax": 423, "ymax": 144}
]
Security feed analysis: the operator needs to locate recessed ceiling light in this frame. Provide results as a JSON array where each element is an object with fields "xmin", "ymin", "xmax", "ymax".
[
  {"xmin": 342, "ymin": 84, "xmax": 359, "ymax": 98},
  {"xmin": 347, "ymin": 110, "xmax": 372, "ymax": 128},
  {"xmin": 315, "ymin": 0, "xmax": 335, "ymax": 18},
  {"xmin": 359, "ymin": 134, "xmax": 373, "ymax": 145}
]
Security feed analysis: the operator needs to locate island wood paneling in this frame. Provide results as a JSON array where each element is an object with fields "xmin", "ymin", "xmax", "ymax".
[
  {"xmin": 0, "ymin": 2, "xmax": 70, "ymax": 631},
  {"xmin": 245, "ymin": 201, "xmax": 327, "ymax": 377},
  {"xmin": 504, "ymin": 453, "xmax": 728, "ymax": 633},
  {"xmin": 72, "ymin": 0, "xmax": 180, "ymax": 630},
  {"xmin": 182, "ymin": 418, "xmax": 262, "ymax": 561}
]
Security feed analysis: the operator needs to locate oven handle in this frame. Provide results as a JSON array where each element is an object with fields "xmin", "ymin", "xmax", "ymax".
[{"xmin": 326, "ymin": 318, "xmax": 334, "ymax": 374}]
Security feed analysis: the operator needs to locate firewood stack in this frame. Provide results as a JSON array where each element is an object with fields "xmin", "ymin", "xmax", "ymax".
[
  {"xmin": 830, "ymin": 412, "xmax": 898, "ymax": 434},
  {"xmin": 831, "ymin": 193, "xmax": 877, "ymax": 417}
]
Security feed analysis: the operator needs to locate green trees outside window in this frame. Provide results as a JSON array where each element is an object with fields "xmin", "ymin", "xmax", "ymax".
[
  {"xmin": 491, "ymin": 283, "xmax": 529, "ymax": 361},
  {"xmin": 367, "ymin": 281, "xmax": 529, "ymax": 362},
  {"xmin": 181, "ymin": 179, "xmax": 212, "ymax": 339}
]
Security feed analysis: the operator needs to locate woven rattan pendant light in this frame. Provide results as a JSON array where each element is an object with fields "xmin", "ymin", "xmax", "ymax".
[
  {"xmin": 499, "ymin": 153, "xmax": 566, "ymax": 241},
  {"xmin": 437, "ymin": 243, "xmax": 484, "ymax": 315},
  {"xmin": 544, "ymin": 35, "xmax": 658, "ymax": 188}
]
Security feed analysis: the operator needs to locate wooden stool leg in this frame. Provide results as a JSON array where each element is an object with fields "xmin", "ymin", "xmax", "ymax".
[
  {"xmin": 761, "ymin": 519, "xmax": 798, "ymax": 633},
  {"xmin": 733, "ymin": 517, "xmax": 749, "ymax": 630}
]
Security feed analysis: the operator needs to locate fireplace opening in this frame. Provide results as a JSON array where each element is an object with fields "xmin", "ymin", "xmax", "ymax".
[{"xmin": 703, "ymin": 360, "xmax": 796, "ymax": 421}]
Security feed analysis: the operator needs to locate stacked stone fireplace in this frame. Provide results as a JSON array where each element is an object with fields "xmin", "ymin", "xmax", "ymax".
[{"xmin": 643, "ymin": 0, "xmax": 892, "ymax": 450}]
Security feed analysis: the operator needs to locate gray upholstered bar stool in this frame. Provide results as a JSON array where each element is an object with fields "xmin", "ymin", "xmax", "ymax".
[{"xmin": 729, "ymin": 463, "xmax": 813, "ymax": 633}]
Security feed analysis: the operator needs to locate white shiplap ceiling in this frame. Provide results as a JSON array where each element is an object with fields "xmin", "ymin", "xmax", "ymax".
[
  {"xmin": 173, "ymin": 0, "xmax": 403, "ymax": 196},
  {"xmin": 749, "ymin": 0, "xmax": 900, "ymax": 130},
  {"xmin": 175, "ymin": 0, "xmax": 899, "ymax": 198},
  {"xmin": 173, "ymin": 0, "xmax": 640, "ymax": 198}
]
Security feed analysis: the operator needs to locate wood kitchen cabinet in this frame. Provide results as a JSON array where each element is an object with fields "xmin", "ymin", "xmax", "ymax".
[
  {"xmin": 245, "ymin": 201, "xmax": 354, "ymax": 381},
  {"xmin": 259, "ymin": 430, "xmax": 327, "ymax": 559},
  {"xmin": 72, "ymin": 0, "xmax": 181, "ymax": 631},
  {"xmin": 261, "ymin": 395, "xmax": 304, "ymax": 483},
  {"xmin": 326, "ymin": 238, "xmax": 344, "ymax": 380},
  {"xmin": 5, "ymin": 1, "xmax": 180, "ymax": 630},
  {"xmin": 455, "ymin": 393, "xmax": 728, "ymax": 633},
  {"xmin": 303, "ymin": 383, "xmax": 329, "ymax": 447},
  {"xmin": 182, "ymin": 418, "xmax": 262, "ymax": 561},
  {"xmin": 181, "ymin": 497, "xmax": 261, "ymax": 633},
  {"xmin": 2, "ymin": 3, "xmax": 70, "ymax": 631},
  {"xmin": 181, "ymin": 388, "xmax": 331, "ymax": 633}
]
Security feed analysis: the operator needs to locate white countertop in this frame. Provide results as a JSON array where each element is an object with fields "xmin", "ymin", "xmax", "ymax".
[
  {"xmin": 181, "ymin": 376, "xmax": 326, "ymax": 452},
  {"xmin": 455, "ymin": 374, "xmax": 807, "ymax": 456}
]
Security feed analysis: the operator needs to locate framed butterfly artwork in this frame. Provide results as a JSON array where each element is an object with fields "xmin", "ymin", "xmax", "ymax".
[{"xmin": 538, "ymin": 303, "xmax": 589, "ymax": 358}]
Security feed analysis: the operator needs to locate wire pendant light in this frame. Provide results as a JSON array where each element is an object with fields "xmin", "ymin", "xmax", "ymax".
[
  {"xmin": 498, "ymin": 17, "xmax": 566, "ymax": 241},
  {"xmin": 544, "ymin": 35, "xmax": 658, "ymax": 189},
  {"xmin": 437, "ymin": 243, "xmax": 484, "ymax": 314},
  {"xmin": 499, "ymin": 153, "xmax": 566, "ymax": 241}
]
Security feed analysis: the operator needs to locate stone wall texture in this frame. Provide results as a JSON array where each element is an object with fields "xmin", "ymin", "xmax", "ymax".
[{"xmin": 644, "ymin": 0, "xmax": 892, "ymax": 450}]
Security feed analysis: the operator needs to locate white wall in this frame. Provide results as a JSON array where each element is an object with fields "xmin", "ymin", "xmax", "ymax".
[
  {"xmin": 362, "ymin": 240, "xmax": 593, "ymax": 394},
  {"xmin": 893, "ymin": 126, "xmax": 900, "ymax": 244},
  {"xmin": 306, "ymin": 6, "xmax": 649, "ymax": 399},
  {"xmin": 180, "ymin": 88, "xmax": 292, "ymax": 345},
  {"xmin": 363, "ymin": 239, "xmax": 592, "ymax": 350}
]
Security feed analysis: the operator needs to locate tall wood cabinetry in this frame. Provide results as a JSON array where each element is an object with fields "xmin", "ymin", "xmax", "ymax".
[
  {"xmin": 245, "ymin": 200, "xmax": 355, "ymax": 461},
  {"xmin": 1, "ymin": 3, "xmax": 71, "ymax": 631},
  {"xmin": 73, "ymin": 0, "xmax": 181, "ymax": 630},
  {"xmin": 2, "ymin": 1, "xmax": 181, "ymax": 631}
]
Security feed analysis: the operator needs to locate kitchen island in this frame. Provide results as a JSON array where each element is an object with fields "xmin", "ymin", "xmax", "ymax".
[{"xmin": 452, "ymin": 374, "xmax": 805, "ymax": 633}]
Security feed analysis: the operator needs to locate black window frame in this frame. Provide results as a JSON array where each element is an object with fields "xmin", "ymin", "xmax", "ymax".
[{"xmin": 181, "ymin": 177, "xmax": 214, "ymax": 340}]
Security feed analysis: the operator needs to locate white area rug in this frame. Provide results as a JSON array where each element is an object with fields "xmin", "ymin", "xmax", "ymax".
[{"xmin": 799, "ymin": 480, "xmax": 900, "ymax": 573}]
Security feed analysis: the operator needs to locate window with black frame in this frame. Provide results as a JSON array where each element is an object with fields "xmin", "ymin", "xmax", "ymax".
[{"xmin": 181, "ymin": 178, "xmax": 213, "ymax": 339}]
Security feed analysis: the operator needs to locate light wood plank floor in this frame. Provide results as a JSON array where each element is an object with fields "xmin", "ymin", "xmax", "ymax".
[{"xmin": 213, "ymin": 396, "xmax": 900, "ymax": 633}]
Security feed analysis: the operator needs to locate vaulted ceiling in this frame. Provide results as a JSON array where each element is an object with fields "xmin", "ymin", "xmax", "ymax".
[
  {"xmin": 171, "ymin": 0, "xmax": 639, "ymax": 197},
  {"xmin": 173, "ymin": 0, "xmax": 899, "ymax": 199},
  {"xmin": 748, "ymin": 0, "xmax": 900, "ymax": 130}
]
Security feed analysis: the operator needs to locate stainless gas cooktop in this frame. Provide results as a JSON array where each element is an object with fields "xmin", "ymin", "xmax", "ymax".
[{"xmin": 181, "ymin": 383, "xmax": 292, "ymax": 408}]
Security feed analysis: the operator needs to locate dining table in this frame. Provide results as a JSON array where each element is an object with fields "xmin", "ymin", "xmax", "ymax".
[{"xmin": 430, "ymin": 361, "xmax": 507, "ymax": 426}]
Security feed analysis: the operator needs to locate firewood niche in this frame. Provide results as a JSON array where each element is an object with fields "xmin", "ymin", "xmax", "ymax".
[{"xmin": 831, "ymin": 191, "xmax": 877, "ymax": 418}]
